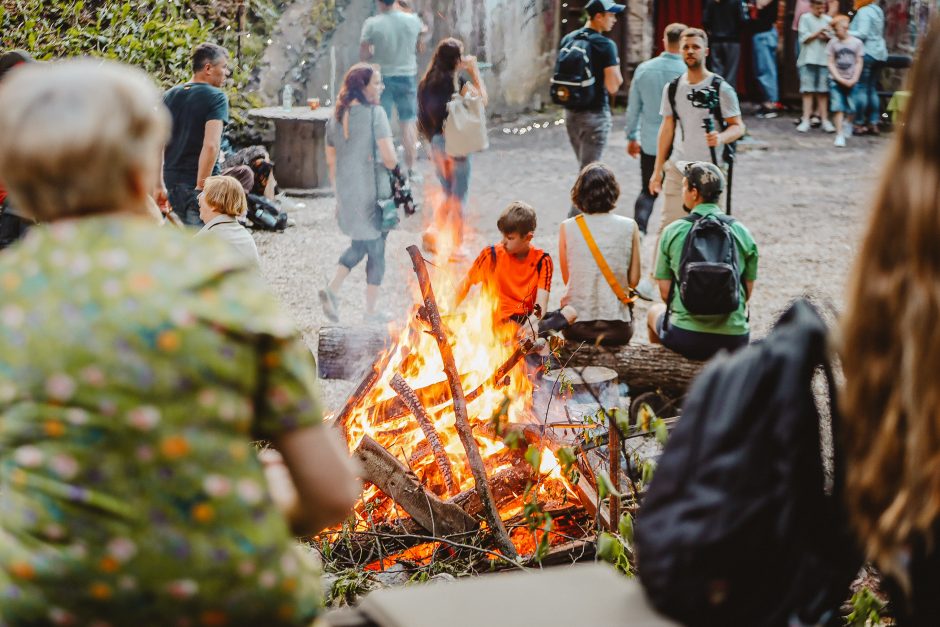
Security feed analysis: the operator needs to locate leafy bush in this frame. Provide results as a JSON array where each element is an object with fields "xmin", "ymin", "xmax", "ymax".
[{"xmin": 0, "ymin": 0, "xmax": 284, "ymax": 137}]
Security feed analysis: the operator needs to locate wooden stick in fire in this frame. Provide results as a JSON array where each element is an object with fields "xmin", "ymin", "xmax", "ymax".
[
  {"xmin": 405, "ymin": 245, "xmax": 518, "ymax": 560},
  {"xmin": 389, "ymin": 372, "xmax": 458, "ymax": 495}
]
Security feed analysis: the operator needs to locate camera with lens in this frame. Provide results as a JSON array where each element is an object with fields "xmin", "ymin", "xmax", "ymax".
[
  {"xmin": 246, "ymin": 194, "xmax": 288, "ymax": 231},
  {"xmin": 687, "ymin": 85, "xmax": 721, "ymax": 110}
]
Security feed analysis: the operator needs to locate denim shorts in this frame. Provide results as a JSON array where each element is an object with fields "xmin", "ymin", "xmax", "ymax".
[
  {"xmin": 380, "ymin": 75, "xmax": 417, "ymax": 122},
  {"xmin": 829, "ymin": 79, "xmax": 856, "ymax": 113},
  {"xmin": 798, "ymin": 64, "xmax": 828, "ymax": 94}
]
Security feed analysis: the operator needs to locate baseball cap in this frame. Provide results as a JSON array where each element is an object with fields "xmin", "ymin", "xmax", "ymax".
[
  {"xmin": 676, "ymin": 161, "xmax": 725, "ymax": 198},
  {"xmin": 585, "ymin": 0, "xmax": 625, "ymax": 15}
]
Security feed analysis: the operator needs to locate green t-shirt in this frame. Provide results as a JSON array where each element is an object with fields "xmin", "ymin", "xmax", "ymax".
[
  {"xmin": 162, "ymin": 82, "xmax": 229, "ymax": 186},
  {"xmin": 0, "ymin": 216, "xmax": 323, "ymax": 625},
  {"xmin": 360, "ymin": 10, "xmax": 423, "ymax": 77},
  {"xmin": 654, "ymin": 203, "xmax": 759, "ymax": 335}
]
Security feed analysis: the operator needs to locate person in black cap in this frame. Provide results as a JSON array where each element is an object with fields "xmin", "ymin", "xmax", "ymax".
[
  {"xmin": 647, "ymin": 160, "xmax": 759, "ymax": 361},
  {"xmin": 557, "ymin": 0, "xmax": 624, "ymax": 216},
  {"xmin": 0, "ymin": 49, "xmax": 36, "ymax": 251}
]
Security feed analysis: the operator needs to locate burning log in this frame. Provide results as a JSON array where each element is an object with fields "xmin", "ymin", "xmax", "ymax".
[
  {"xmin": 318, "ymin": 326, "xmax": 702, "ymax": 394},
  {"xmin": 406, "ymin": 245, "xmax": 518, "ymax": 560},
  {"xmin": 354, "ymin": 435, "xmax": 476, "ymax": 536},
  {"xmin": 389, "ymin": 373, "xmax": 458, "ymax": 495}
]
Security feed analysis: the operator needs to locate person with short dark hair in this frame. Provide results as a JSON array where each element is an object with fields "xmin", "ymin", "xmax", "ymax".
[
  {"xmin": 557, "ymin": 163, "xmax": 641, "ymax": 346},
  {"xmin": 624, "ymin": 23, "xmax": 687, "ymax": 234},
  {"xmin": 560, "ymin": 0, "xmax": 624, "ymax": 217},
  {"xmin": 647, "ymin": 161, "xmax": 758, "ymax": 361},
  {"xmin": 160, "ymin": 42, "xmax": 230, "ymax": 226},
  {"xmin": 360, "ymin": 0, "xmax": 424, "ymax": 176},
  {"xmin": 456, "ymin": 201, "xmax": 553, "ymax": 332}
]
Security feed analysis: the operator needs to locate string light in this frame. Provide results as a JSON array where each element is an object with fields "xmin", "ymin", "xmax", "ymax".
[{"xmin": 501, "ymin": 118, "xmax": 565, "ymax": 135}]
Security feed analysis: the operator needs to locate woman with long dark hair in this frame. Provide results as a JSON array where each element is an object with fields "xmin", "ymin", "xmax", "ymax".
[
  {"xmin": 841, "ymin": 23, "xmax": 940, "ymax": 624},
  {"xmin": 417, "ymin": 38, "xmax": 488, "ymax": 255},
  {"xmin": 321, "ymin": 62, "xmax": 399, "ymax": 324}
]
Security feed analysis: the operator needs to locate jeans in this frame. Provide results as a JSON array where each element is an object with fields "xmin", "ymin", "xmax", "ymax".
[
  {"xmin": 565, "ymin": 108, "xmax": 612, "ymax": 216},
  {"xmin": 634, "ymin": 151, "xmax": 658, "ymax": 234},
  {"xmin": 338, "ymin": 234, "xmax": 388, "ymax": 286},
  {"xmin": 167, "ymin": 182, "xmax": 203, "ymax": 226},
  {"xmin": 430, "ymin": 133, "xmax": 471, "ymax": 210},
  {"xmin": 852, "ymin": 55, "xmax": 883, "ymax": 126},
  {"xmin": 752, "ymin": 28, "xmax": 779, "ymax": 103},
  {"xmin": 709, "ymin": 42, "xmax": 740, "ymax": 89}
]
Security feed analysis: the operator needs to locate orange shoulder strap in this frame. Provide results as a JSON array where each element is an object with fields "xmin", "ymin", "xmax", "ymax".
[{"xmin": 574, "ymin": 215, "xmax": 635, "ymax": 305}]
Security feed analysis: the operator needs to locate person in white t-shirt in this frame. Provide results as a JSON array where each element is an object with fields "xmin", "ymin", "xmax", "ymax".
[{"xmin": 796, "ymin": 0, "xmax": 835, "ymax": 133}]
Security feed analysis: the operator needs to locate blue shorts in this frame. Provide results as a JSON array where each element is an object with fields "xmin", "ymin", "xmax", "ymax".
[
  {"xmin": 829, "ymin": 79, "xmax": 856, "ymax": 114},
  {"xmin": 798, "ymin": 64, "xmax": 828, "ymax": 94},
  {"xmin": 380, "ymin": 74, "xmax": 417, "ymax": 122},
  {"xmin": 656, "ymin": 313, "xmax": 749, "ymax": 362}
]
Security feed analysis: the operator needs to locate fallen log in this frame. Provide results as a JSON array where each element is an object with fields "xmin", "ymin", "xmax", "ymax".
[
  {"xmin": 406, "ymin": 245, "xmax": 517, "ymax": 560},
  {"xmin": 318, "ymin": 326, "xmax": 704, "ymax": 394},
  {"xmin": 355, "ymin": 436, "xmax": 476, "ymax": 537}
]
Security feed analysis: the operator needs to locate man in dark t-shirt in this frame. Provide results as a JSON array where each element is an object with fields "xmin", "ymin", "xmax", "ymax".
[
  {"xmin": 749, "ymin": 0, "xmax": 781, "ymax": 117},
  {"xmin": 559, "ymin": 0, "xmax": 624, "ymax": 216},
  {"xmin": 160, "ymin": 43, "xmax": 230, "ymax": 226}
]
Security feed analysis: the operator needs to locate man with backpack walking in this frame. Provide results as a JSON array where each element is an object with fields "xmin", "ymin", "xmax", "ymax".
[
  {"xmin": 649, "ymin": 28, "xmax": 744, "ymax": 236},
  {"xmin": 647, "ymin": 161, "xmax": 758, "ymax": 361},
  {"xmin": 551, "ymin": 0, "xmax": 624, "ymax": 217}
]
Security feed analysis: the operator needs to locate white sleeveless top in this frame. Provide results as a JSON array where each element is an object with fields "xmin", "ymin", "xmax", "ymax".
[{"xmin": 560, "ymin": 213, "xmax": 636, "ymax": 323}]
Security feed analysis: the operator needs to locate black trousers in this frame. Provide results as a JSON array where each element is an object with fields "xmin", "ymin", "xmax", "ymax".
[{"xmin": 634, "ymin": 151, "xmax": 658, "ymax": 234}]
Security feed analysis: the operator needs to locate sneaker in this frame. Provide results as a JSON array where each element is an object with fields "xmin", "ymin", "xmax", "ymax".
[
  {"xmin": 810, "ymin": 115, "xmax": 822, "ymax": 128},
  {"xmin": 634, "ymin": 276, "xmax": 658, "ymax": 302},
  {"xmin": 834, "ymin": 134, "xmax": 846, "ymax": 148},
  {"xmin": 795, "ymin": 119, "xmax": 810, "ymax": 133},
  {"xmin": 843, "ymin": 124, "xmax": 853, "ymax": 138},
  {"xmin": 761, "ymin": 108, "xmax": 779, "ymax": 119},
  {"xmin": 364, "ymin": 311, "xmax": 395, "ymax": 325},
  {"xmin": 822, "ymin": 120, "xmax": 836, "ymax": 133},
  {"xmin": 318, "ymin": 288, "xmax": 339, "ymax": 323}
]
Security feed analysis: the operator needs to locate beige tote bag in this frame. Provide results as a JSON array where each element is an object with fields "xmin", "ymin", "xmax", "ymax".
[{"xmin": 443, "ymin": 79, "xmax": 488, "ymax": 158}]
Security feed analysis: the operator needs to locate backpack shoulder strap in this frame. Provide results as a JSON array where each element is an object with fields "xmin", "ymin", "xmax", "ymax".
[
  {"xmin": 668, "ymin": 76, "xmax": 680, "ymax": 121},
  {"xmin": 489, "ymin": 245, "xmax": 498, "ymax": 271},
  {"xmin": 573, "ymin": 215, "xmax": 634, "ymax": 305}
]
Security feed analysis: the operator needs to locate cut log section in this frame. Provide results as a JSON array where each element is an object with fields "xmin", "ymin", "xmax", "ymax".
[
  {"xmin": 355, "ymin": 436, "xmax": 477, "ymax": 536},
  {"xmin": 318, "ymin": 326, "xmax": 704, "ymax": 394}
]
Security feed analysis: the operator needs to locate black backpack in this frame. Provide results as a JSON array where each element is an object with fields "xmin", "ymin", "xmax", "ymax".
[
  {"xmin": 670, "ymin": 213, "xmax": 741, "ymax": 316},
  {"xmin": 635, "ymin": 300, "xmax": 862, "ymax": 627},
  {"xmin": 668, "ymin": 74, "xmax": 737, "ymax": 165},
  {"xmin": 550, "ymin": 30, "xmax": 597, "ymax": 110}
]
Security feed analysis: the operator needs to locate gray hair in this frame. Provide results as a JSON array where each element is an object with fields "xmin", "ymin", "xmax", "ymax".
[{"xmin": 192, "ymin": 42, "xmax": 228, "ymax": 74}]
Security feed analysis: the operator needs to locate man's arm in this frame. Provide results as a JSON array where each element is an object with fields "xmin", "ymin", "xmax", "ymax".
[
  {"xmin": 657, "ymin": 279, "xmax": 671, "ymax": 302},
  {"xmin": 360, "ymin": 20, "xmax": 373, "ymax": 62},
  {"xmin": 360, "ymin": 41, "xmax": 373, "ymax": 62},
  {"xmin": 604, "ymin": 65, "xmax": 624, "ymax": 100},
  {"xmin": 707, "ymin": 114, "xmax": 745, "ymax": 148},
  {"xmin": 744, "ymin": 280, "xmax": 755, "ymax": 301},
  {"xmin": 650, "ymin": 115, "xmax": 675, "ymax": 195},
  {"xmin": 196, "ymin": 119, "xmax": 223, "ymax": 190},
  {"xmin": 154, "ymin": 152, "xmax": 168, "ymax": 214},
  {"xmin": 624, "ymin": 71, "xmax": 643, "ymax": 158}
]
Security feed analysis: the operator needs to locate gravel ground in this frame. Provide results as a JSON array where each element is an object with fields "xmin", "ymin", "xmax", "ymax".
[{"xmin": 254, "ymin": 108, "xmax": 889, "ymax": 412}]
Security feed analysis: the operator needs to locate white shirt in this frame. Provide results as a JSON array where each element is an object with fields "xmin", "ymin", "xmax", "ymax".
[
  {"xmin": 195, "ymin": 215, "xmax": 261, "ymax": 270},
  {"xmin": 659, "ymin": 73, "xmax": 741, "ymax": 164}
]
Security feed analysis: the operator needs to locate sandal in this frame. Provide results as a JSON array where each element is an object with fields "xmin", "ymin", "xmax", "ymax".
[{"xmin": 853, "ymin": 124, "xmax": 869, "ymax": 136}]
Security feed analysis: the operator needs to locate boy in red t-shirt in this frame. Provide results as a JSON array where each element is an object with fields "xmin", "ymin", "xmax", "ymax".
[{"xmin": 456, "ymin": 201, "xmax": 553, "ymax": 334}]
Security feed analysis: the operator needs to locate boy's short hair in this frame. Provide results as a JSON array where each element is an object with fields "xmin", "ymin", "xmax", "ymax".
[
  {"xmin": 680, "ymin": 27, "xmax": 708, "ymax": 48},
  {"xmin": 571, "ymin": 162, "xmax": 620, "ymax": 214},
  {"xmin": 202, "ymin": 175, "xmax": 248, "ymax": 217},
  {"xmin": 665, "ymin": 23, "xmax": 688, "ymax": 44},
  {"xmin": 496, "ymin": 201, "xmax": 537, "ymax": 235},
  {"xmin": 832, "ymin": 14, "xmax": 850, "ymax": 27}
]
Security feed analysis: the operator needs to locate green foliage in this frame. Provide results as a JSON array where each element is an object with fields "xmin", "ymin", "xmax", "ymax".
[
  {"xmin": 845, "ymin": 587, "xmax": 886, "ymax": 627},
  {"xmin": 524, "ymin": 444, "xmax": 542, "ymax": 473},
  {"xmin": 596, "ymin": 531, "xmax": 632, "ymax": 575},
  {"xmin": 0, "ymin": 0, "xmax": 284, "ymax": 134}
]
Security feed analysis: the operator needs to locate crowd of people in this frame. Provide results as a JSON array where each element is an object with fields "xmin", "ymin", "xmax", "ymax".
[{"xmin": 0, "ymin": 0, "xmax": 938, "ymax": 624}]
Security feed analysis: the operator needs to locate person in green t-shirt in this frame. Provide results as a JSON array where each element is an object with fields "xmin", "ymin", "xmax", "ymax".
[{"xmin": 647, "ymin": 161, "xmax": 759, "ymax": 361}]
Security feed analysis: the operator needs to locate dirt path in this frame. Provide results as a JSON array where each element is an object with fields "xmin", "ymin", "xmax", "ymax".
[{"xmin": 254, "ymin": 110, "xmax": 889, "ymax": 411}]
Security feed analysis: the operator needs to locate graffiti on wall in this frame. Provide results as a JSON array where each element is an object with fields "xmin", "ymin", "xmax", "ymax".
[{"xmin": 883, "ymin": 0, "xmax": 936, "ymax": 53}]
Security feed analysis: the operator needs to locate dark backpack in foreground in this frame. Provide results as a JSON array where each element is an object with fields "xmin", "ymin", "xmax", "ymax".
[
  {"xmin": 636, "ymin": 299, "xmax": 862, "ymax": 627},
  {"xmin": 550, "ymin": 31, "xmax": 597, "ymax": 110},
  {"xmin": 673, "ymin": 213, "xmax": 741, "ymax": 316}
]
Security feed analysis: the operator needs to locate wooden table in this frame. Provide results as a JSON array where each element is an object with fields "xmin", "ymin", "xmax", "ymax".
[{"xmin": 246, "ymin": 106, "xmax": 334, "ymax": 191}]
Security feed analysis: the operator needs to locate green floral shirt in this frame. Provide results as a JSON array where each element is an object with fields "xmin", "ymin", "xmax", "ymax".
[{"xmin": 0, "ymin": 216, "xmax": 323, "ymax": 626}]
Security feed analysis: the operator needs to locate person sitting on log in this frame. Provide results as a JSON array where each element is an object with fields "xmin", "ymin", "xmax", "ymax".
[
  {"xmin": 647, "ymin": 161, "xmax": 758, "ymax": 361},
  {"xmin": 455, "ymin": 201, "xmax": 553, "ymax": 340},
  {"xmin": 553, "ymin": 162, "xmax": 641, "ymax": 346}
]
